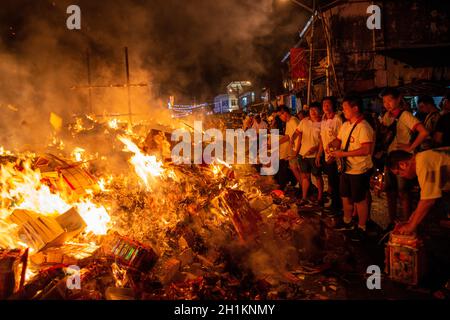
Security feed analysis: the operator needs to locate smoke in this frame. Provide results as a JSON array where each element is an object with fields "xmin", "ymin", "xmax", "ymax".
[
  {"xmin": 0, "ymin": 0, "xmax": 309, "ymax": 151},
  {"xmin": 0, "ymin": 0, "xmax": 154, "ymax": 151}
]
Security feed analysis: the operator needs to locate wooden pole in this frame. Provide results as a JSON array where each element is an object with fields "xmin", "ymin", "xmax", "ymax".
[
  {"xmin": 72, "ymin": 48, "xmax": 147, "ymax": 122},
  {"xmin": 307, "ymin": 0, "xmax": 316, "ymax": 106},
  {"xmin": 319, "ymin": 9, "xmax": 342, "ymax": 98},
  {"xmin": 86, "ymin": 50, "xmax": 93, "ymax": 114},
  {"xmin": 326, "ymin": 43, "xmax": 331, "ymax": 96},
  {"xmin": 124, "ymin": 47, "xmax": 132, "ymax": 127}
]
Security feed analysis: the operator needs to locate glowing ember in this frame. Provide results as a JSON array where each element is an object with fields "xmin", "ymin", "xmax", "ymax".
[
  {"xmin": 0, "ymin": 146, "xmax": 13, "ymax": 156},
  {"xmin": 108, "ymin": 118, "xmax": 119, "ymax": 129},
  {"xmin": 118, "ymin": 136, "xmax": 165, "ymax": 189},
  {"xmin": 210, "ymin": 158, "xmax": 232, "ymax": 178},
  {"xmin": 25, "ymin": 267, "xmax": 38, "ymax": 283},
  {"xmin": 97, "ymin": 177, "xmax": 110, "ymax": 192},
  {"xmin": 211, "ymin": 164, "xmax": 221, "ymax": 176},
  {"xmin": 71, "ymin": 147, "xmax": 86, "ymax": 162},
  {"xmin": 75, "ymin": 201, "xmax": 111, "ymax": 235},
  {"xmin": 0, "ymin": 220, "xmax": 24, "ymax": 249},
  {"xmin": 49, "ymin": 135, "xmax": 65, "ymax": 150},
  {"xmin": 97, "ymin": 175, "xmax": 114, "ymax": 192},
  {"xmin": 215, "ymin": 158, "xmax": 232, "ymax": 168}
]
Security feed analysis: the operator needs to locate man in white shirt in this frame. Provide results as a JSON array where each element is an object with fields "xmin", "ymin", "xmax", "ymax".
[
  {"xmin": 330, "ymin": 96, "xmax": 375, "ymax": 242},
  {"xmin": 317, "ymin": 96, "xmax": 343, "ymax": 215},
  {"xmin": 251, "ymin": 114, "xmax": 268, "ymax": 133},
  {"xmin": 380, "ymin": 88, "xmax": 429, "ymax": 227},
  {"xmin": 251, "ymin": 114, "xmax": 268, "ymax": 170},
  {"xmin": 387, "ymin": 148, "xmax": 450, "ymax": 234},
  {"xmin": 387, "ymin": 148, "xmax": 450, "ymax": 290},
  {"xmin": 279, "ymin": 105, "xmax": 302, "ymax": 186},
  {"xmin": 291, "ymin": 103, "xmax": 324, "ymax": 207},
  {"xmin": 243, "ymin": 113, "xmax": 254, "ymax": 131}
]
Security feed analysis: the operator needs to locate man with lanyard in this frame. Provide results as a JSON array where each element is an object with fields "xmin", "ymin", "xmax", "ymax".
[
  {"xmin": 316, "ymin": 96, "xmax": 343, "ymax": 216},
  {"xmin": 380, "ymin": 88, "xmax": 429, "ymax": 229},
  {"xmin": 330, "ymin": 96, "xmax": 375, "ymax": 242}
]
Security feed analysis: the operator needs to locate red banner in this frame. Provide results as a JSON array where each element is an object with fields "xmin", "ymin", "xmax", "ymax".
[{"xmin": 290, "ymin": 48, "xmax": 308, "ymax": 81}]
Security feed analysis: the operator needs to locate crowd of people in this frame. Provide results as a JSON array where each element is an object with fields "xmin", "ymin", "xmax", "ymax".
[{"xmin": 241, "ymin": 90, "xmax": 450, "ymax": 244}]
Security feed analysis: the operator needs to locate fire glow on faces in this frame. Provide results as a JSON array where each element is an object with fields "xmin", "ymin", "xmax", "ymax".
[
  {"xmin": 383, "ymin": 95, "xmax": 401, "ymax": 112},
  {"xmin": 322, "ymin": 99, "xmax": 334, "ymax": 115},
  {"xmin": 309, "ymin": 107, "xmax": 321, "ymax": 121},
  {"xmin": 391, "ymin": 160, "xmax": 416, "ymax": 179},
  {"xmin": 278, "ymin": 110, "xmax": 288, "ymax": 122},
  {"xmin": 342, "ymin": 101, "xmax": 357, "ymax": 121}
]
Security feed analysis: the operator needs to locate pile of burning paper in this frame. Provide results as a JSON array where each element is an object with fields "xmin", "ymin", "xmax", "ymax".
[{"xmin": 0, "ymin": 117, "xmax": 339, "ymax": 300}]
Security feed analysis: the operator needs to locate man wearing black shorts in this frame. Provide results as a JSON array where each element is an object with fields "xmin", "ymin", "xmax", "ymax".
[
  {"xmin": 330, "ymin": 96, "xmax": 375, "ymax": 241},
  {"xmin": 291, "ymin": 103, "xmax": 324, "ymax": 207},
  {"xmin": 317, "ymin": 96, "xmax": 343, "ymax": 215}
]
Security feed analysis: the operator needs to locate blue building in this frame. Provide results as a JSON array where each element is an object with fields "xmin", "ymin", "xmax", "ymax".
[{"xmin": 213, "ymin": 94, "xmax": 239, "ymax": 113}]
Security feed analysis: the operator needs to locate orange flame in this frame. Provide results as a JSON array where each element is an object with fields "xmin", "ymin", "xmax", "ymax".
[{"xmin": 118, "ymin": 136, "xmax": 166, "ymax": 189}]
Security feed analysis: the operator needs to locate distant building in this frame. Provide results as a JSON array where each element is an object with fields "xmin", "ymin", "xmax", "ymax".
[
  {"xmin": 219, "ymin": 82, "xmax": 269, "ymax": 113},
  {"xmin": 213, "ymin": 94, "xmax": 239, "ymax": 113},
  {"xmin": 239, "ymin": 89, "xmax": 270, "ymax": 113},
  {"xmin": 239, "ymin": 91, "xmax": 256, "ymax": 110},
  {"xmin": 276, "ymin": 94, "xmax": 301, "ymax": 113}
]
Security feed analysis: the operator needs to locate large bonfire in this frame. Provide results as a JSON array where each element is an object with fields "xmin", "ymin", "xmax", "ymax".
[{"xmin": 0, "ymin": 115, "xmax": 335, "ymax": 300}]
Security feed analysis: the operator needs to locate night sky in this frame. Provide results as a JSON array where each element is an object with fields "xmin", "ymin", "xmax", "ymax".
[{"xmin": 1, "ymin": 0, "xmax": 308, "ymax": 103}]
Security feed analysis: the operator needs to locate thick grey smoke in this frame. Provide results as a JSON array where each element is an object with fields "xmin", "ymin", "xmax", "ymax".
[{"xmin": 0, "ymin": 0, "xmax": 307, "ymax": 150}]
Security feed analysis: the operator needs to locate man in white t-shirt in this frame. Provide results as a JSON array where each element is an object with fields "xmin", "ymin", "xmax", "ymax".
[
  {"xmin": 329, "ymin": 96, "xmax": 375, "ymax": 242},
  {"xmin": 251, "ymin": 114, "xmax": 268, "ymax": 133},
  {"xmin": 380, "ymin": 88, "xmax": 429, "ymax": 227},
  {"xmin": 387, "ymin": 148, "xmax": 450, "ymax": 235},
  {"xmin": 317, "ymin": 96, "xmax": 343, "ymax": 215},
  {"xmin": 252, "ymin": 114, "xmax": 268, "ymax": 168},
  {"xmin": 291, "ymin": 103, "xmax": 324, "ymax": 207},
  {"xmin": 279, "ymin": 106, "xmax": 302, "ymax": 186},
  {"xmin": 243, "ymin": 113, "xmax": 254, "ymax": 131},
  {"xmin": 387, "ymin": 148, "xmax": 450, "ymax": 289}
]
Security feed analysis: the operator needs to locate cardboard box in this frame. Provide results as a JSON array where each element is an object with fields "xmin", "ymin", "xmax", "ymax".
[
  {"xmin": 385, "ymin": 233, "xmax": 426, "ymax": 286},
  {"xmin": 9, "ymin": 208, "xmax": 86, "ymax": 252},
  {"xmin": 105, "ymin": 233, "xmax": 158, "ymax": 273}
]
